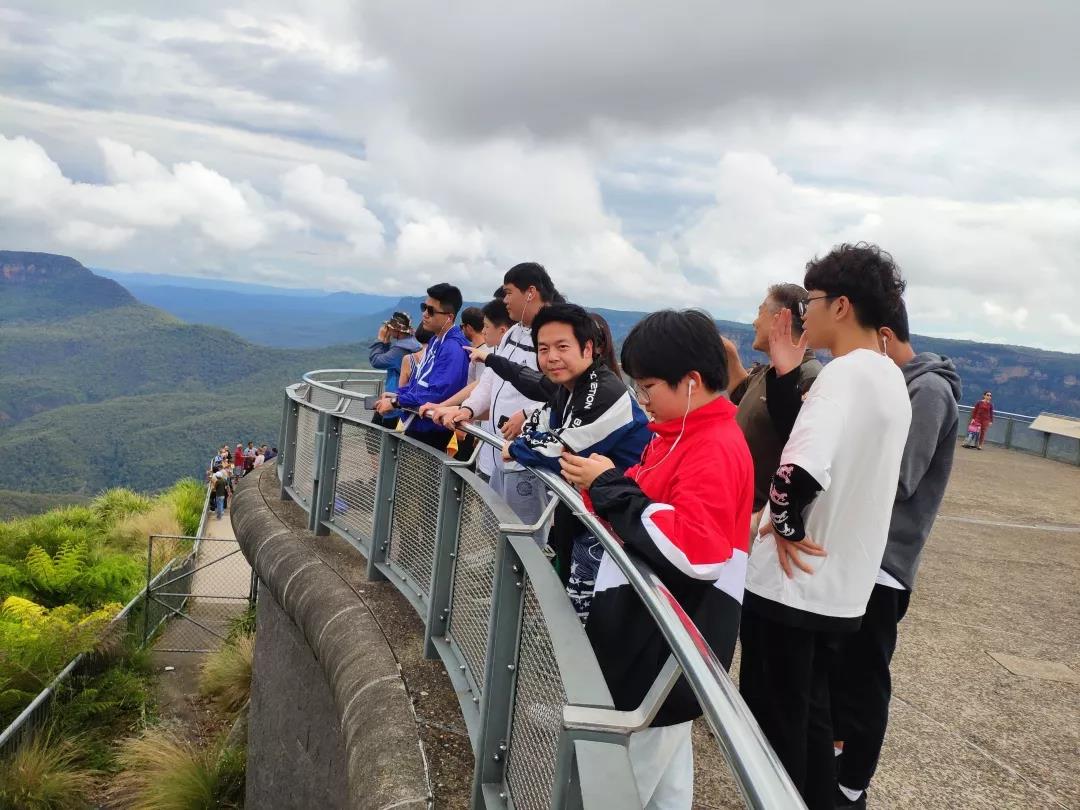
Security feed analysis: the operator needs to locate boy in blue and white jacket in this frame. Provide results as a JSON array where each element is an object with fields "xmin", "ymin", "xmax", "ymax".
[{"xmin": 484, "ymin": 303, "xmax": 651, "ymax": 618}]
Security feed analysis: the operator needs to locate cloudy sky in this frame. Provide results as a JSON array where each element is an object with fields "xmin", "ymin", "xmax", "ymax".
[{"xmin": 1, "ymin": 1, "xmax": 1079, "ymax": 351}]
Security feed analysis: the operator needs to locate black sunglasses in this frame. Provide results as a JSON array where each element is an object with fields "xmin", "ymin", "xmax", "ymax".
[{"xmin": 419, "ymin": 303, "xmax": 452, "ymax": 317}]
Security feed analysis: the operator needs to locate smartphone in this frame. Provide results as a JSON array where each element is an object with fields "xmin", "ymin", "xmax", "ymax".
[{"xmin": 363, "ymin": 395, "xmax": 380, "ymax": 410}]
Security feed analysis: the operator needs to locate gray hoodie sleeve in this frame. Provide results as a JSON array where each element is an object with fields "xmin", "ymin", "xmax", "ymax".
[{"xmin": 897, "ymin": 379, "xmax": 957, "ymax": 502}]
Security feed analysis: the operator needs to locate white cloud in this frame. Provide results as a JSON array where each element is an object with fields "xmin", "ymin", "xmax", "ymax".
[
  {"xmin": 982, "ymin": 301, "xmax": 1029, "ymax": 331},
  {"xmin": 281, "ymin": 164, "xmax": 384, "ymax": 258},
  {"xmin": 0, "ymin": 3, "xmax": 1079, "ymax": 352}
]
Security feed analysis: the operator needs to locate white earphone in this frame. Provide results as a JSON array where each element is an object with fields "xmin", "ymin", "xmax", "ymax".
[{"xmin": 639, "ymin": 376, "xmax": 694, "ymax": 474}]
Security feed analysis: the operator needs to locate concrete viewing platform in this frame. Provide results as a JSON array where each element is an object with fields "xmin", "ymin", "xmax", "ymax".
[
  {"xmin": 234, "ymin": 446, "xmax": 1078, "ymax": 809},
  {"xmin": 700, "ymin": 446, "xmax": 1080, "ymax": 809}
]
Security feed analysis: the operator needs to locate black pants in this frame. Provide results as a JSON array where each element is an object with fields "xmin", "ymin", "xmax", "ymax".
[
  {"xmin": 739, "ymin": 610, "xmax": 839, "ymax": 810},
  {"xmin": 405, "ymin": 426, "xmax": 450, "ymax": 452},
  {"xmin": 830, "ymin": 583, "xmax": 910, "ymax": 791}
]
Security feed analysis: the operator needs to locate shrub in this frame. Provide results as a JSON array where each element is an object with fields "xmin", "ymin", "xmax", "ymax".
[
  {"xmin": 107, "ymin": 503, "xmax": 182, "ymax": 556},
  {"xmin": 0, "ymin": 731, "xmax": 94, "ymax": 810},
  {"xmin": 91, "ymin": 489, "xmax": 152, "ymax": 526},
  {"xmin": 53, "ymin": 646, "xmax": 157, "ymax": 772},
  {"xmin": 0, "ymin": 597, "xmax": 119, "ymax": 727},
  {"xmin": 19, "ymin": 542, "xmax": 143, "ymax": 609},
  {"xmin": 166, "ymin": 479, "xmax": 207, "ymax": 538},
  {"xmin": 199, "ymin": 634, "xmax": 254, "ymax": 714},
  {"xmin": 111, "ymin": 728, "xmax": 244, "ymax": 810}
]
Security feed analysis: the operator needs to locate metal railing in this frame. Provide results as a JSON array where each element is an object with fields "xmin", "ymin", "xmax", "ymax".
[
  {"xmin": 0, "ymin": 490, "xmax": 212, "ymax": 760},
  {"xmin": 957, "ymin": 405, "xmax": 1080, "ymax": 465},
  {"xmin": 278, "ymin": 369, "xmax": 804, "ymax": 809}
]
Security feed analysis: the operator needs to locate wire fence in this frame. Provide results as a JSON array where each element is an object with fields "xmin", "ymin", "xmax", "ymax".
[{"xmin": 283, "ymin": 370, "xmax": 807, "ymax": 809}]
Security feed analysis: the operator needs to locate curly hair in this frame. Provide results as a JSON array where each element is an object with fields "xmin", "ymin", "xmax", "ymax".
[{"xmin": 803, "ymin": 242, "xmax": 906, "ymax": 330}]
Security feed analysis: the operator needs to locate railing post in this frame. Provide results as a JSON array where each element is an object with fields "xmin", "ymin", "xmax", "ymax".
[
  {"xmin": 1041, "ymin": 430, "xmax": 1051, "ymax": 458},
  {"xmin": 277, "ymin": 391, "xmax": 290, "ymax": 482},
  {"xmin": 470, "ymin": 532, "xmax": 526, "ymax": 809},
  {"xmin": 309, "ymin": 412, "xmax": 341, "ymax": 536},
  {"xmin": 280, "ymin": 397, "xmax": 300, "ymax": 502},
  {"xmin": 424, "ymin": 468, "xmax": 464, "ymax": 660},
  {"xmin": 366, "ymin": 431, "xmax": 399, "ymax": 583},
  {"xmin": 1004, "ymin": 417, "xmax": 1015, "ymax": 449}
]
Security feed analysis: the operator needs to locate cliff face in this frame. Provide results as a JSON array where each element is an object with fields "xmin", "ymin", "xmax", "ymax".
[{"xmin": 0, "ymin": 251, "xmax": 136, "ymax": 322}]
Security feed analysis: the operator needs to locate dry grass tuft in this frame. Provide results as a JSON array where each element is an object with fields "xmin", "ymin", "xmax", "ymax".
[
  {"xmin": 0, "ymin": 731, "xmax": 95, "ymax": 810},
  {"xmin": 199, "ymin": 634, "xmax": 254, "ymax": 714}
]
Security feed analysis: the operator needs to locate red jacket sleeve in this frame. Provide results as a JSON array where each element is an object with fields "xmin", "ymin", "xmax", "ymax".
[{"xmin": 589, "ymin": 449, "xmax": 744, "ymax": 581}]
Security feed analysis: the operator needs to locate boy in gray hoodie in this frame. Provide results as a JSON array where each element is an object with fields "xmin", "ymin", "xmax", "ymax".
[{"xmin": 830, "ymin": 300, "xmax": 961, "ymax": 808}]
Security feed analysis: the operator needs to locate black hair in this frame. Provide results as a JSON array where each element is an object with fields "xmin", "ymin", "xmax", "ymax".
[
  {"xmin": 530, "ymin": 302, "xmax": 599, "ymax": 356},
  {"xmin": 414, "ymin": 325, "xmax": 434, "ymax": 345},
  {"xmin": 503, "ymin": 262, "xmax": 566, "ymax": 304},
  {"xmin": 481, "ymin": 298, "xmax": 512, "ymax": 328},
  {"xmin": 767, "ymin": 282, "xmax": 809, "ymax": 335},
  {"xmin": 620, "ymin": 309, "xmax": 728, "ymax": 392},
  {"xmin": 882, "ymin": 298, "xmax": 911, "ymax": 342},
  {"xmin": 460, "ymin": 306, "xmax": 484, "ymax": 333},
  {"xmin": 426, "ymin": 283, "xmax": 463, "ymax": 315},
  {"xmin": 803, "ymin": 242, "xmax": 906, "ymax": 330},
  {"xmin": 589, "ymin": 312, "xmax": 620, "ymax": 374}
]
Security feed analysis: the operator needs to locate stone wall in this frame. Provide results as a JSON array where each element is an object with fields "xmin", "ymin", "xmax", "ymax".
[{"xmin": 231, "ymin": 466, "xmax": 431, "ymax": 810}]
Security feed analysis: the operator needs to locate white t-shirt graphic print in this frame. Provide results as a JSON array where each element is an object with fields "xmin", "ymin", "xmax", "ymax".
[{"xmin": 747, "ymin": 349, "xmax": 912, "ymax": 620}]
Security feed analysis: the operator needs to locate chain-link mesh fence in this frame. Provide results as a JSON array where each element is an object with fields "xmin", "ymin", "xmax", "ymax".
[
  {"xmin": 330, "ymin": 423, "xmax": 382, "ymax": 545},
  {"xmin": 147, "ymin": 536, "xmax": 253, "ymax": 653},
  {"xmin": 504, "ymin": 579, "xmax": 567, "ymax": 810},
  {"xmin": 292, "ymin": 405, "xmax": 318, "ymax": 504},
  {"xmin": 386, "ymin": 441, "xmax": 443, "ymax": 601},
  {"xmin": 447, "ymin": 483, "xmax": 500, "ymax": 693}
]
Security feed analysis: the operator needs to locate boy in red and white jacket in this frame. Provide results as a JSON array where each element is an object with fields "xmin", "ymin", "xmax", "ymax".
[{"xmin": 561, "ymin": 309, "xmax": 753, "ymax": 810}]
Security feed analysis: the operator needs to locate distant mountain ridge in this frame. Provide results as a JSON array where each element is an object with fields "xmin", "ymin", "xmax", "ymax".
[
  {"xmin": 1, "ymin": 251, "xmax": 136, "ymax": 322},
  {"xmin": 1, "ymin": 250, "xmax": 1077, "ymax": 505},
  {"xmin": 0, "ymin": 251, "xmax": 367, "ymax": 496}
]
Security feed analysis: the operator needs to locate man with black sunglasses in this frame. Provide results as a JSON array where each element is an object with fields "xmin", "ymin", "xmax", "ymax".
[{"xmin": 375, "ymin": 283, "xmax": 470, "ymax": 451}]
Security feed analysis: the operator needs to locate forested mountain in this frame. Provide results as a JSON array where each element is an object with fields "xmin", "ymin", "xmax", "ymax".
[
  {"xmin": 2, "ymin": 250, "xmax": 1077, "ymax": 510},
  {"xmin": 105, "ymin": 269, "xmax": 1079, "ymax": 417},
  {"xmin": 0, "ymin": 251, "xmax": 367, "ymax": 498}
]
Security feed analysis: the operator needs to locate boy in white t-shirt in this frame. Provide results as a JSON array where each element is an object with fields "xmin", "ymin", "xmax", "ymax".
[{"xmin": 739, "ymin": 243, "xmax": 911, "ymax": 810}]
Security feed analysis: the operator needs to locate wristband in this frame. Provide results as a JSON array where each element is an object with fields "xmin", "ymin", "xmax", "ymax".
[{"xmin": 460, "ymin": 405, "xmax": 475, "ymax": 418}]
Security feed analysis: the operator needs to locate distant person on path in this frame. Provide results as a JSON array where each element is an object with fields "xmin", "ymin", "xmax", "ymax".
[
  {"xmin": 739, "ymin": 243, "xmax": 911, "ymax": 810},
  {"xmin": 369, "ymin": 311, "xmax": 422, "ymax": 428},
  {"xmin": 375, "ymin": 284, "xmax": 471, "ymax": 451},
  {"xmin": 970, "ymin": 390, "xmax": 994, "ymax": 449},
  {"xmin": 829, "ymin": 300, "xmax": 961, "ymax": 809},
  {"xmin": 212, "ymin": 467, "xmax": 229, "ymax": 519},
  {"xmin": 724, "ymin": 283, "xmax": 822, "ymax": 523},
  {"xmin": 232, "ymin": 444, "xmax": 244, "ymax": 473},
  {"xmin": 265, "ymin": 447, "xmax": 278, "ymax": 462},
  {"xmin": 243, "ymin": 441, "xmax": 256, "ymax": 473},
  {"xmin": 962, "ymin": 416, "xmax": 981, "ymax": 447},
  {"xmin": 559, "ymin": 309, "xmax": 753, "ymax": 810}
]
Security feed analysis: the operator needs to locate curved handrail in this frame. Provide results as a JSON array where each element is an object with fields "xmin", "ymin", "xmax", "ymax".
[
  {"xmin": 285, "ymin": 372, "xmax": 804, "ymax": 807},
  {"xmin": 452, "ymin": 420, "xmax": 804, "ymax": 809}
]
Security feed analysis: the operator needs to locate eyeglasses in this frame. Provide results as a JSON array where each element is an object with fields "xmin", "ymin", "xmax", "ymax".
[
  {"xmin": 797, "ymin": 294, "xmax": 839, "ymax": 318},
  {"xmin": 633, "ymin": 381, "xmax": 661, "ymax": 404},
  {"xmin": 419, "ymin": 303, "xmax": 452, "ymax": 317}
]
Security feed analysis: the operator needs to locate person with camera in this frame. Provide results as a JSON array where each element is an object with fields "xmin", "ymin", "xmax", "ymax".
[
  {"xmin": 369, "ymin": 310, "xmax": 422, "ymax": 428},
  {"xmin": 374, "ymin": 284, "xmax": 470, "ymax": 451}
]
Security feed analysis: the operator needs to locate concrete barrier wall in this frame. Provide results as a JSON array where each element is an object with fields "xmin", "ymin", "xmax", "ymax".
[{"xmin": 231, "ymin": 467, "xmax": 431, "ymax": 810}]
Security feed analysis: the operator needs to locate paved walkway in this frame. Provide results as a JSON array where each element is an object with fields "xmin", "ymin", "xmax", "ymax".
[
  {"xmin": 694, "ymin": 446, "xmax": 1080, "ymax": 809},
  {"xmin": 151, "ymin": 498, "xmax": 253, "ymax": 737}
]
